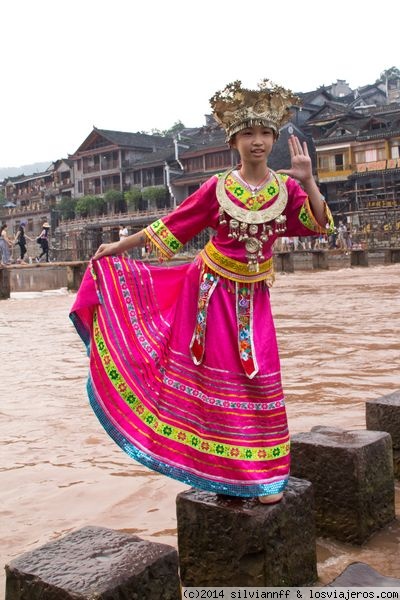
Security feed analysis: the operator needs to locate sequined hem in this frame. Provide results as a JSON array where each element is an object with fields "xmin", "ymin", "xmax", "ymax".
[{"xmin": 88, "ymin": 376, "xmax": 288, "ymax": 498}]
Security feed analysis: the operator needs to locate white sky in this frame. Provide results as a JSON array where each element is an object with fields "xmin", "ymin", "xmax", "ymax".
[{"xmin": 1, "ymin": 0, "xmax": 399, "ymax": 168}]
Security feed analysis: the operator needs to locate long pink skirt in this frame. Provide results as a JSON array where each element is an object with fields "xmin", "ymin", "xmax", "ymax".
[{"xmin": 70, "ymin": 255, "xmax": 290, "ymax": 497}]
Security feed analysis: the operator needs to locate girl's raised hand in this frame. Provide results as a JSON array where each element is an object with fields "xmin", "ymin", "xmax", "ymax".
[{"xmin": 277, "ymin": 135, "xmax": 313, "ymax": 184}]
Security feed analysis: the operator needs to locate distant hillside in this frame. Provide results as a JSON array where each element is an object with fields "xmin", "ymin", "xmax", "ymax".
[{"xmin": 0, "ymin": 161, "xmax": 52, "ymax": 181}]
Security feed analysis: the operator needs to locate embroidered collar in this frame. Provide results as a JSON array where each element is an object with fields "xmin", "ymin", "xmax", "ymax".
[{"xmin": 217, "ymin": 168, "xmax": 288, "ymax": 225}]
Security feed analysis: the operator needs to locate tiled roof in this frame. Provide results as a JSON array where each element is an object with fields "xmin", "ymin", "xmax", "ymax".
[{"xmin": 95, "ymin": 128, "xmax": 173, "ymax": 148}]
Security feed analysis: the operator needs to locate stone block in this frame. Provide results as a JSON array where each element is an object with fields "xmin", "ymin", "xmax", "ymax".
[
  {"xmin": 0, "ymin": 267, "xmax": 11, "ymax": 300},
  {"xmin": 366, "ymin": 390, "xmax": 400, "ymax": 448},
  {"xmin": 311, "ymin": 250, "xmax": 329, "ymax": 270},
  {"xmin": 5, "ymin": 526, "xmax": 181, "ymax": 600},
  {"xmin": 326, "ymin": 562, "xmax": 400, "ymax": 586},
  {"xmin": 176, "ymin": 477, "xmax": 317, "ymax": 587},
  {"xmin": 366, "ymin": 391, "xmax": 400, "ymax": 479},
  {"xmin": 274, "ymin": 252, "xmax": 294, "ymax": 273},
  {"xmin": 350, "ymin": 249, "xmax": 369, "ymax": 266},
  {"xmin": 291, "ymin": 426, "xmax": 395, "ymax": 544}
]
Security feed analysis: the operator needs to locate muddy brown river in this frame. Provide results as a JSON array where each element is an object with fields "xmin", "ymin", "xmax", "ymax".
[{"xmin": 1, "ymin": 263, "xmax": 399, "ymax": 595}]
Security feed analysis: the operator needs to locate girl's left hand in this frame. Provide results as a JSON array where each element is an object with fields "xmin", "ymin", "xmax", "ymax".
[{"xmin": 277, "ymin": 135, "xmax": 313, "ymax": 184}]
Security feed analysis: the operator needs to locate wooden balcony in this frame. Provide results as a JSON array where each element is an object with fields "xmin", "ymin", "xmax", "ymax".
[{"xmin": 317, "ymin": 168, "xmax": 353, "ymax": 182}]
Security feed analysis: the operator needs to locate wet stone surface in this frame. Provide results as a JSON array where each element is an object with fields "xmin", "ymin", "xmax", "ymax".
[
  {"xmin": 291, "ymin": 426, "xmax": 395, "ymax": 544},
  {"xmin": 5, "ymin": 526, "xmax": 181, "ymax": 600},
  {"xmin": 326, "ymin": 562, "xmax": 400, "ymax": 587},
  {"xmin": 176, "ymin": 477, "xmax": 317, "ymax": 587},
  {"xmin": 366, "ymin": 391, "xmax": 400, "ymax": 478}
]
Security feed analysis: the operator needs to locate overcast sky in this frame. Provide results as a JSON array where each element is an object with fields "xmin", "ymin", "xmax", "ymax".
[{"xmin": 1, "ymin": 0, "xmax": 399, "ymax": 168}]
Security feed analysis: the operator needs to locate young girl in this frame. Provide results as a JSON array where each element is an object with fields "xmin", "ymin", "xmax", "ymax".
[
  {"xmin": 36, "ymin": 222, "xmax": 50, "ymax": 262},
  {"xmin": 0, "ymin": 224, "xmax": 13, "ymax": 265},
  {"xmin": 70, "ymin": 79, "xmax": 333, "ymax": 503},
  {"xmin": 14, "ymin": 221, "xmax": 33, "ymax": 264}
]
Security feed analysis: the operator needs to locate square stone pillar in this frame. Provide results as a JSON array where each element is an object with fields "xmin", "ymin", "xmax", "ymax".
[
  {"xmin": 274, "ymin": 252, "xmax": 294, "ymax": 273},
  {"xmin": 176, "ymin": 477, "xmax": 317, "ymax": 587},
  {"xmin": 5, "ymin": 526, "xmax": 180, "ymax": 600},
  {"xmin": 290, "ymin": 426, "xmax": 395, "ymax": 544},
  {"xmin": 350, "ymin": 249, "xmax": 369, "ymax": 266},
  {"xmin": 366, "ymin": 390, "xmax": 400, "ymax": 478},
  {"xmin": 311, "ymin": 250, "xmax": 329, "ymax": 270},
  {"xmin": 0, "ymin": 267, "xmax": 11, "ymax": 299}
]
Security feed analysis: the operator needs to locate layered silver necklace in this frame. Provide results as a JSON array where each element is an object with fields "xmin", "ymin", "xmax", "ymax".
[{"xmin": 216, "ymin": 168, "xmax": 288, "ymax": 272}]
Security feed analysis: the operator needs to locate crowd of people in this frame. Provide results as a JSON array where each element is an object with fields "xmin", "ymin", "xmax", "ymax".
[
  {"xmin": 274, "ymin": 220, "xmax": 353, "ymax": 253},
  {"xmin": 0, "ymin": 221, "xmax": 51, "ymax": 265}
]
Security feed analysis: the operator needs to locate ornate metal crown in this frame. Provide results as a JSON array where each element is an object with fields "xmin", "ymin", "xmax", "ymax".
[{"xmin": 209, "ymin": 79, "xmax": 301, "ymax": 140}]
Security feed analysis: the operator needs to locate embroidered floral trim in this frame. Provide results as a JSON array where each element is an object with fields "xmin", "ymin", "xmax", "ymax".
[
  {"xmin": 202, "ymin": 240, "xmax": 275, "ymax": 284},
  {"xmin": 190, "ymin": 270, "xmax": 219, "ymax": 365},
  {"xmin": 161, "ymin": 368, "xmax": 284, "ymax": 410},
  {"xmin": 236, "ymin": 284, "xmax": 258, "ymax": 379},
  {"xmin": 144, "ymin": 219, "xmax": 183, "ymax": 259},
  {"xmin": 299, "ymin": 198, "xmax": 334, "ymax": 234},
  {"xmin": 93, "ymin": 310, "xmax": 289, "ymax": 462},
  {"xmin": 225, "ymin": 174, "xmax": 280, "ymax": 211}
]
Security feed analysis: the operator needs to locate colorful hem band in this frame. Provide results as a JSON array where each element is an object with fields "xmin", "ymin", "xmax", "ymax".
[{"xmin": 201, "ymin": 240, "xmax": 275, "ymax": 284}]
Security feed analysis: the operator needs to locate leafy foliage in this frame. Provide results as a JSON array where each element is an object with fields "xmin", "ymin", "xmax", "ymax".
[
  {"xmin": 58, "ymin": 197, "xmax": 77, "ymax": 220},
  {"xmin": 104, "ymin": 189, "xmax": 125, "ymax": 213},
  {"xmin": 75, "ymin": 195, "xmax": 106, "ymax": 217},
  {"xmin": 125, "ymin": 187, "xmax": 142, "ymax": 210},
  {"xmin": 142, "ymin": 185, "xmax": 169, "ymax": 209}
]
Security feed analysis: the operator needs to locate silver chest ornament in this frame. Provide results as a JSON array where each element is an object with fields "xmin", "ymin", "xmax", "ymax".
[{"xmin": 217, "ymin": 170, "xmax": 288, "ymax": 272}]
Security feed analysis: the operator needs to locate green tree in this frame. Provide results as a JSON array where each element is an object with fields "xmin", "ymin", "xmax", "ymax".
[
  {"xmin": 149, "ymin": 121, "xmax": 186, "ymax": 137},
  {"xmin": 104, "ymin": 189, "xmax": 125, "ymax": 214},
  {"xmin": 58, "ymin": 197, "xmax": 77, "ymax": 220},
  {"xmin": 142, "ymin": 186, "xmax": 169, "ymax": 209},
  {"xmin": 75, "ymin": 195, "xmax": 106, "ymax": 218},
  {"xmin": 125, "ymin": 188, "xmax": 142, "ymax": 211},
  {"xmin": 378, "ymin": 66, "xmax": 400, "ymax": 82}
]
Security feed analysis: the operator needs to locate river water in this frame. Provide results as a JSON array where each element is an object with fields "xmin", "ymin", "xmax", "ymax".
[{"xmin": 1, "ymin": 264, "xmax": 399, "ymax": 595}]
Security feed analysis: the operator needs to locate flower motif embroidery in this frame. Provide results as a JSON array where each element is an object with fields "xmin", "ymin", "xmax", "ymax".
[
  {"xmin": 215, "ymin": 444, "xmax": 225, "ymax": 455},
  {"xmin": 109, "ymin": 368, "xmax": 119, "ymax": 381}
]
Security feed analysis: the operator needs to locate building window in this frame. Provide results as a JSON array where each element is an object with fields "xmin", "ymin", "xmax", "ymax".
[
  {"xmin": 335, "ymin": 154, "xmax": 344, "ymax": 170},
  {"xmin": 187, "ymin": 157, "xmax": 204, "ymax": 172},
  {"xmin": 133, "ymin": 171, "xmax": 141, "ymax": 185},
  {"xmin": 391, "ymin": 143, "xmax": 400, "ymax": 159}
]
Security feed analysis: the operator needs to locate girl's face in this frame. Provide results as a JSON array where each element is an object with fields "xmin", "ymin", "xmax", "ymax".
[{"xmin": 231, "ymin": 126, "xmax": 275, "ymax": 166}]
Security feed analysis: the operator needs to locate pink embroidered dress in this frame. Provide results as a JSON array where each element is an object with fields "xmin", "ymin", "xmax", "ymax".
[{"xmin": 70, "ymin": 170, "xmax": 333, "ymax": 497}]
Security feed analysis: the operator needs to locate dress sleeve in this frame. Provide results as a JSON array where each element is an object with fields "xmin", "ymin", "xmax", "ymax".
[
  {"xmin": 144, "ymin": 176, "xmax": 217, "ymax": 259},
  {"xmin": 282, "ymin": 175, "xmax": 334, "ymax": 237}
]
